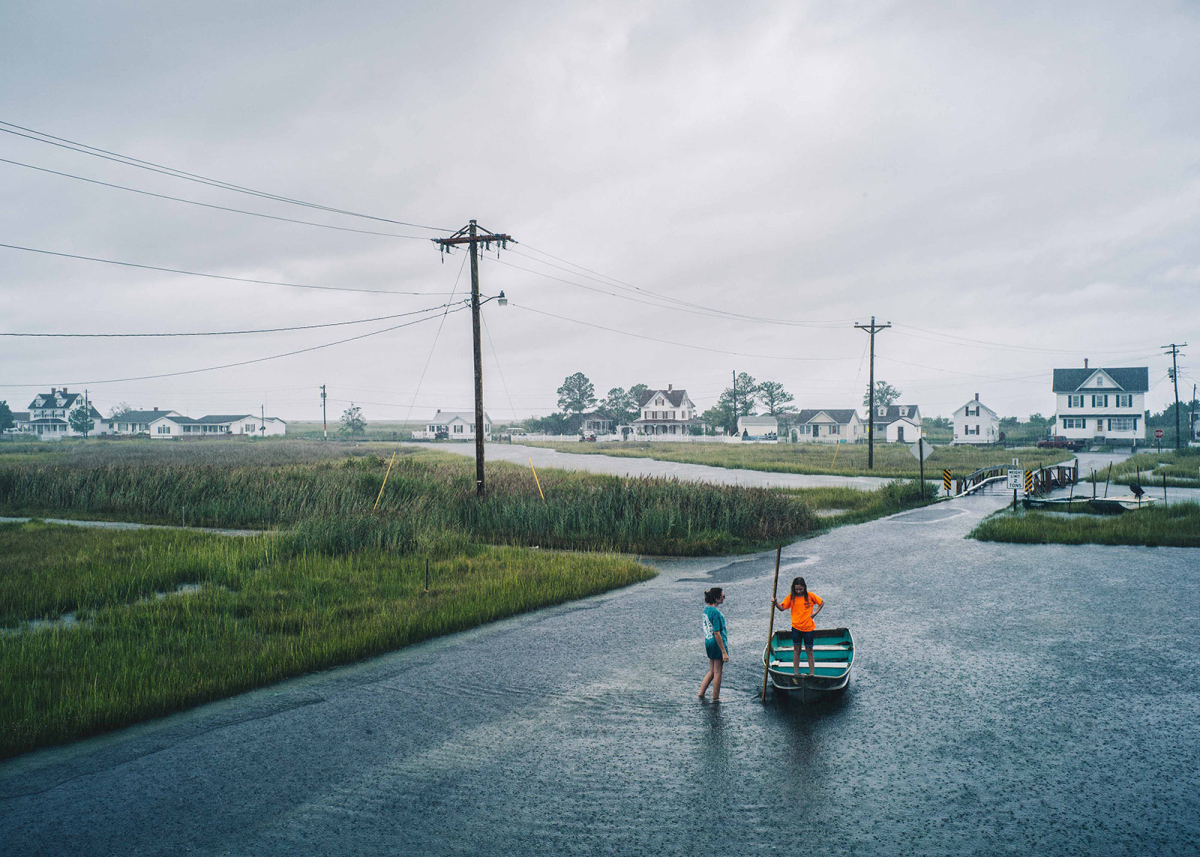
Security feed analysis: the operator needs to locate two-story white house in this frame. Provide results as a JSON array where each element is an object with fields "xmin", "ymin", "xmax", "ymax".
[
  {"xmin": 869, "ymin": 404, "xmax": 922, "ymax": 443},
  {"xmin": 633, "ymin": 386, "xmax": 698, "ymax": 436},
  {"xmin": 952, "ymin": 394, "xmax": 1000, "ymax": 445},
  {"xmin": 25, "ymin": 388, "xmax": 106, "ymax": 438},
  {"xmin": 414, "ymin": 410, "xmax": 492, "ymax": 441},
  {"xmin": 1052, "ymin": 363, "xmax": 1147, "ymax": 444},
  {"xmin": 792, "ymin": 409, "xmax": 865, "ymax": 443}
]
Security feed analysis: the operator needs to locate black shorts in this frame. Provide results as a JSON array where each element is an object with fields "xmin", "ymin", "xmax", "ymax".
[{"xmin": 791, "ymin": 629, "xmax": 815, "ymax": 650}]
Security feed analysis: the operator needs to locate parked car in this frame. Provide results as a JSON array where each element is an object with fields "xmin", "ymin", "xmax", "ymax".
[{"xmin": 1037, "ymin": 435, "xmax": 1086, "ymax": 451}]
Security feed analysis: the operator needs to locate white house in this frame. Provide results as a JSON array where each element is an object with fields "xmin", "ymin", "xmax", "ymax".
[
  {"xmin": 869, "ymin": 404, "xmax": 922, "ymax": 443},
  {"xmin": 952, "ymin": 394, "xmax": 1000, "ymax": 445},
  {"xmin": 579, "ymin": 413, "xmax": 615, "ymax": 436},
  {"xmin": 737, "ymin": 415, "xmax": 778, "ymax": 439},
  {"xmin": 113, "ymin": 408, "xmax": 183, "ymax": 435},
  {"xmin": 25, "ymin": 388, "xmax": 105, "ymax": 439},
  {"xmin": 148, "ymin": 413, "xmax": 287, "ymax": 438},
  {"xmin": 414, "ymin": 409, "xmax": 492, "ymax": 441},
  {"xmin": 633, "ymin": 386, "xmax": 698, "ymax": 436},
  {"xmin": 791, "ymin": 409, "xmax": 864, "ymax": 443},
  {"xmin": 1052, "ymin": 363, "xmax": 1147, "ymax": 444}
]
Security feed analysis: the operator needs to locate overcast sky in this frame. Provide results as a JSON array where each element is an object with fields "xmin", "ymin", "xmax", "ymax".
[{"xmin": 2, "ymin": 1, "xmax": 1197, "ymax": 424}]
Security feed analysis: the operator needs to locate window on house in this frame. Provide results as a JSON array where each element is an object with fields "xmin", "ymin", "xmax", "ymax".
[
  {"xmin": 1110, "ymin": 418, "xmax": 1134, "ymax": 432},
  {"xmin": 1062, "ymin": 417, "xmax": 1085, "ymax": 429},
  {"xmin": 1116, "ymin": 394, "xmax": 1132, "ymax": 408},
  {"xmin": 157, "ymin": 425, "xmax": 170, "ymax": 434},
  {"xmin": 1092, "ymin": 394, "xmax": 1109, "ymax": 408},
  {"xmin": 831, "ymin": 424, "xmax": 840, "ymax": 434},
  {"xmin": 1097, "ymin": 419, "xmax": 1105, "ymax": 430},
  {"xmin": 879, "ymin": 407, "xmax": 887, "ymax": 416},
  {"xmin": 1068, "ymin": 395, "xmax": 1083, "ymax": 408},
  {"xmin": 899, "ymin": 407, "xmax": 907, "ymax": 416},
  {"xmin": 453, "ymin": 424, "xmax": 463, "ymax": 433}
]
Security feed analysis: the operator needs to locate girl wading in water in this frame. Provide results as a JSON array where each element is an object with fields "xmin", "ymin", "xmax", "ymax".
[
  {"xmin": 698, "ymin": 587, "xmax": 729, "ymax": 702},
  {"xmin": 772, "ymin": 577, "xmax": 823, "ymax": 676}
]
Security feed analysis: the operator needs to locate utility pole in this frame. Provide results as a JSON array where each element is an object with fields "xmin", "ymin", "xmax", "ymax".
[
  {"xmin": 84, "ymin": 389, "xmax": 89, "ymax": 440},
  {"xmin": 433, "ymin": 221, "xmax": 514, "ymax": 496},
  {"xmin": 261, "ymin": 404, "xmax": 265, "ymax": 437},
  {"xmin": 321, "ymin": 384, "xmax": 327, "ymax": 440},
  {"xmin": 1162, "ymin": 343, "xmax": 1187, "ymax": 450},
  {"xmin": 731, "ymin": 370, "xmax": 737, "ymax": 436},
  {"xmin": 854, "ymin": 316, "xmax": 891, "ymax": 469},
  {"xmin": 1192, "ymin": 382, "xmax": 1197, "ymax": 443}
]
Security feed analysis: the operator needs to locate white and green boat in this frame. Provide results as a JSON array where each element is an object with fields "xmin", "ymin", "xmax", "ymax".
[{"xmin": 762, "ymin": 627, "xmax": 855, "ymax": 703}]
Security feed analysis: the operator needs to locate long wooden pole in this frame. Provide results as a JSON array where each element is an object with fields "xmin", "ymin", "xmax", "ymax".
[
  {"xmin": 761, "ymin": 545, "xmax": 783, "ymax": 702},
  {"xmin": 373, "ymin": 452, "xmax": 397, "ymax": 511}
]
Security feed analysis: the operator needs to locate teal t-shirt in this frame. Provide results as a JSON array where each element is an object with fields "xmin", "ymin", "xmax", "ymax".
[{"xmin": 702, "ymin": 605, "xmax": 727, "ymax": 652}]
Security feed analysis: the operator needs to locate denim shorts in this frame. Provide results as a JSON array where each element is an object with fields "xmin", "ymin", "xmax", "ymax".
[{"xmin": 791, "ymin": 629, "xmax": 815, "ymax": 650}]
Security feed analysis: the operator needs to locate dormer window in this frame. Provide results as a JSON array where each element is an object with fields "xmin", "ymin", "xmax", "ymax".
[
  {"xmin": 899, "ymin": 407, "xmax": 908, "ymax": 416},
  {"xmin": 655, "ymin": 397, "xmax": 664, "ymax": 406},
  {"xmin": 879, "ymin": 407, "xmax": 887, "ymax": 416}
]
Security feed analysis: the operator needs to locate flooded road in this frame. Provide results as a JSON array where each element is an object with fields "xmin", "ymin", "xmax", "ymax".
[{"xmin": 2, "ymin": 487, "xmax": 1198, "ymax": 855}]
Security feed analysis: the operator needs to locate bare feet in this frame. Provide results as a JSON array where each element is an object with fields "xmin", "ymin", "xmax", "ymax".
[
  {"xmin": 711, "ymin": 697, "xmax": 721, "ymax": 703},
  {"xmin": 697, "ymin": 690, "xmax": 705, "ymax": 698}
]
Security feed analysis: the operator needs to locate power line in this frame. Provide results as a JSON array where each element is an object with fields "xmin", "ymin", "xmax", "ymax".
[
  {"xmin": 893, "ymin": 323, "xmax": 1161, "ymax": 356},
  {"xmin": 0, "ymin": 242, "xmax": 454, "ymax": 296},
  {"xmin": 0, "ymin": 120, "xmax": 451, "ymax": 232},
  {"xmin": 0, "ymin": 300, "xmax": 466, "ymax": 337},
  {"xmin": 8, "ymin": 305, "xmax": 467, "ymax": 387},
  {"xmin": 0, "ymin": 157, "xmax": 428, "ymax": 239}
]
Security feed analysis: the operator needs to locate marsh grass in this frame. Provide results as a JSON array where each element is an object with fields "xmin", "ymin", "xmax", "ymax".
[
  {"xmin": 0, "ymin": 521, "xmax": 653, "ymax": 758},
  {"xmin": 523, "ymin": 440, "xmax": 1071, "ymax": 478},
  {"xmin": 1087, "ymin": 448, "xmax": 1200, "ymax": 487},
  {"xmin": 969, "ymin": 502, "xmax": 1200, "ymax": 547}
]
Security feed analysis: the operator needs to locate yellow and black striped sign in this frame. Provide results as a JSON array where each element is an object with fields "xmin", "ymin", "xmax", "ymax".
[
  {"xmin": 1024, "ymin": 470, "xmax": 1033, "ymax": 493},
  {"xmin": 942, "ymin": 469, "xmax": 951, "ymax": 491}
]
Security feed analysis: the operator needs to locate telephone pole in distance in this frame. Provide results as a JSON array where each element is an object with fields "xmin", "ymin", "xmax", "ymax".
[
  {"xmin": 321, "ymin": 384, "xmax": 327, "ymax": 440},
  {"xmin": 854, "ymin": 316, "xmax": 891, "ymax": 469},
  {"xmin": 1162, "ymin": 342, "xmax": 1187, "ymax": 450},
  {"xmin": 433, "ymin": 221, "xmax": 514, "ymax": 497}
]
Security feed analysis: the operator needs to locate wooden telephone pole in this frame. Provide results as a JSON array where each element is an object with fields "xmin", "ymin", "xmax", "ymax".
[
  {"xmin": 433, "ymin": 221, "xmax": 514, "ymax": 496},
  {"xmin": 320, "ymin": 384, "xmax": 327, "ymax": 440},
  {"xmin": 1163, "ymin": 343, "xmax": 1186, "ymax": 450},
  {"xmin": 854, "ymin": 316, "xmax": 891, "ymax": 469}
]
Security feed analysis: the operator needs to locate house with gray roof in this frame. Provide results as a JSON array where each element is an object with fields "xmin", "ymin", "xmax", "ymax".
[
  {"xmin": 1052, "ymin": 361, "xmax": 1148, "ymax": 444},
  {"xmin": 867, "ymin": 404, "xmax": 922, "ymax": 443},
  {"xmin": 25, "ymin": 388, "xmax": 106, "ymax": 439},
  {"xmin": 791, "ymin": 409, "xmax": 864, "ymax": 443},
  {"xmin": 147, "ymin": 413, "xmax": 286, "ymax": 438},
  {"xmin": 414, "ymin": 410, "xmax": 492, "ymax": 441},
  {"xmin": 633, "ymin": 386, "xmax": 698, "ymax": 436}
]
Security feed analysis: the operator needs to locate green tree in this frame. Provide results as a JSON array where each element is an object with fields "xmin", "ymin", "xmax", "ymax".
[
  {"xmin": 0, "ymin": 400, "xmax": 14, "ymax": 436},
  {"xmin": 525, "ymin": 412, "xmax": 571, "ymax": 435},
  {"xmin": 557, "ymin": 372, "xmax": 596, "ymax": 416},
  {"xmin": 756, "ymin": 381, "xmax": 796, "ymax": 415},
  {"xmin": 108, "ymin": 402, "xmax": 133, "ymax": 420},
  {"xmin": 599, "ymin": 387, "xmax": 639, "ymax": 425},
  {"xmin": 68, "ymin": 405, "xmax": 95, "ymax": 436},
  {"xmin": 628, "ymin": 383, "xmax": 649, "ymax": 409},
  {"xmin": 863, "ymin": 381, "xmax": 901, "ymax": 410},
  {"xmin": 340, "ymin": 404, "xmax": 367, "ymax": 437}
]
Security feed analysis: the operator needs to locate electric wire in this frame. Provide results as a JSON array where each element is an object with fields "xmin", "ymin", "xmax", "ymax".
[
  {"xmin": 402, "ymin": 252, "xmax": 469, "ymax": 427},
  {"xmin": 10, "ymin": 305, "xmax": 467, "ymax": 387},
  {"xmin": 0, "ymin": 157, "xmax": 428, "ymax": 239},
  {"xmin": 1, "ymin": 301, "xmax": 467, "ymax": 337},
  {"xmin": 0, "ymin": 242, "xmax": 453, "ymax": 296},
  {"xmin": 0, "ymin": 120, "xmax": 451, "ymax": 232}
]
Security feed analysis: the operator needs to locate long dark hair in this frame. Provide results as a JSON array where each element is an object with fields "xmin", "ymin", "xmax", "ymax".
[
  {"xmin": 704, "ymin": 587, "xmax": 723, "ymax": 605},
  {"xmin": 791, "ymin": 577, "xmax": 808, "ymax": 601}
]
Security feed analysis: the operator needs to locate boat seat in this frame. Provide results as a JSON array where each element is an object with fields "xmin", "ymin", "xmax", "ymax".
[
  {"xmin": 772, "ymin": 644, "xmax": 850, "ymax": 653},
  {"xmin": 769, "ymin": 660, "xmax": 850, "ymax": 671}
]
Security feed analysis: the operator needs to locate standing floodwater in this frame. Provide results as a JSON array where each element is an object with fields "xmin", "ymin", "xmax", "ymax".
[{"xmin": 1, "ymin": 489, "xmax": 1197, "ymax": 855}]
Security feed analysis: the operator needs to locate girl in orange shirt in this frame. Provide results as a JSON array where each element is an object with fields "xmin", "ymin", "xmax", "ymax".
[{"xmin": 772, "ymin": 577, "xmax": 823, "ymax": 676}]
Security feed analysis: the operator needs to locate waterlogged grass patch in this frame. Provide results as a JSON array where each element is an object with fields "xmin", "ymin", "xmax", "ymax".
[
  {"xmin": 0, "ymin": 521, "xmax": 653, "ymax": 758},
  {"xmin": 1087, "ymin": 447, "xmax": 1200, "ymax": 488},
  {"xmin": 969, "ymin": 502, "xmax": 1200, "ymax": 547}
]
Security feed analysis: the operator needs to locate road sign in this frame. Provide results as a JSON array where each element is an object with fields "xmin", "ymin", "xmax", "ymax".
[
  {"xmin": 1154, "ymin": 428, "xmax": 1164, "ymax": 440},
  {"xmin": 1007, "ymin": 468, "xmax": 1023, "ymax": 490},
  {"xmin": 1024, "ymin": 470, "xmax": 1034, "ymax": 493},
  {"xmin": 942, "ymin": 469, "xmax": 952, "ymax": 492},
  {"xmin": 909, "ymin": 439, "xmax": 933, "ymax": 461}
]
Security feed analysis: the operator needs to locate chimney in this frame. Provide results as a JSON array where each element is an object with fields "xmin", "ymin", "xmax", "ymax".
[
  {"xmin": 668, "ymin": 384, "xmax": 673, "ymax": 391},
  {"xmin": 50, "ymin": 388, "xmax": 57, "ymax": 396},
  {"xmin": 1084, "ymin": 358, "xmax": 1088, "ymax": 369},
  {"xmin": 975, "ymin": 393, "xmax": 979, "ymax": 401},
  {"xmin": 62, "ymin": 388, "xmax": 68, "ymax": 396}
]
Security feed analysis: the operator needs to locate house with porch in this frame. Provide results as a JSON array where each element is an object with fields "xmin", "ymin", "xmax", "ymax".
[
  {"xmin": 952, "ymin": 394, "xmax": 1000, "ymax": 445},
  {"xmin": 25, "ymin": 388, "xmax": 106, "ymax": 438},
  {"xmin": 868, "ymin": 404, "xmax": 922, "ymax": 443},
  {"xmin": 633, "ymin": 386, "xmax": 698, "ymax": 436},
  {"xmin": 113, "ymin": 408, "xmax": 183, "ymax": 435},
  {"xmin": 579, "ymin": 413, "xmax": 615, "ymax": 437},
  {"xmin": 414, "ymin": 410, "xmax": 492, "ymax": 441},
  {"xmin": 1052, "ymin": 362, "xmax": 1147, "ymax": 445},
  {"xmin": 791, "ymin": 409, "xmax": 864, "ymax": 443},
  {"xmin": 147, "ymin": 413, "xmax": 287, "ymax": 438},
  {"xmin": 737, "ymin": 415, "xmax": 778, "ymax": 440}
]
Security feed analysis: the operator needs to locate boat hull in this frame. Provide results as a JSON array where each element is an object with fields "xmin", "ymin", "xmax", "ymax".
[{"xmin": 763, "ymin": 627, "xmax": 854, "ymax": 703}]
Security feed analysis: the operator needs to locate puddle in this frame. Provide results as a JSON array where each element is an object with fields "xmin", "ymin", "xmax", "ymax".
[
  {"xmin": 888, "ymin": 506, "xmax": 964, "ymax": 523},
  {"xmin": 815, "ymin": 509, "xmax": 848, "ymax": 518},
  {"xmin": 678, "ymin": 556, "xmax": 813, "ymax": 584},
  {"xmin": 1, "ymin": 583, "xmax": 217, "ymax": 635}
]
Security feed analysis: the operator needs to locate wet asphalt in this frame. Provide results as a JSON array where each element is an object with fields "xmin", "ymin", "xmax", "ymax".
[{"xmin": 2, "ymin": 486, "xmax": 1199, "ymax": 855}]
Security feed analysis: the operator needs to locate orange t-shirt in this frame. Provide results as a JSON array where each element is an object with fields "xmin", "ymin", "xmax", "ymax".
[{"xmin": 780, "ymin": 591, "xmax": 823, "ymax": 632}]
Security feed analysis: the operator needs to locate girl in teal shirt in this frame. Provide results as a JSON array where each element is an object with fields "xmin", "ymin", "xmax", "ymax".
[{"xmin": 698, "ymin": 587, "xmax": 729, "ymax": 702}]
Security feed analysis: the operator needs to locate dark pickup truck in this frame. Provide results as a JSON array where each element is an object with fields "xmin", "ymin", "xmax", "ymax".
[{"xmin": 1037, "ymin": 435, "xmax": 1086, "ymax": 451}]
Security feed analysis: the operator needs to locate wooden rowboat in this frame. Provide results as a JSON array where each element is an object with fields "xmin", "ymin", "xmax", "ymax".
[{"xmin": 762, "ymin": 627, "xmax": 854, "ymax": 703}]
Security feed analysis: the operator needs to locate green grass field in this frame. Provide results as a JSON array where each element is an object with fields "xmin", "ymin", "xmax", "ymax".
[
  {"xmin": 1085, "ymin": 447, "xmax": 1200, "ymax": 488},
  {"xmin": 969, "ymin": 502, "xmax": 1200, "ymax": 547},
  {"xmin": 0, "ymin": 521, "xmax": 652, "ymax": 759},
  {"xmin": 523, "ymin": 439, "xmax": 1071, "ymax": 478}
]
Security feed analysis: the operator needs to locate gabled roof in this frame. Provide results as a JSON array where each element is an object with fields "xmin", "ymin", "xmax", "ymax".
[
  {"xmin": 1052, "ymin": 367, "xmax": 1148, "ymax": 393},
  {"xmin": 429, "ymin": 411, "xmax": 492, "ymax": 424},
  {"xmin": 28, "ymin": 390, "xmax": 85, "ymax": 410},
  {"xmin": 197, "ymin": 414, "xmax": 255, "ymax": 423},
  {"xmin": 117, "ymin": 409, "xmax": 180, "ymax": 423},
  {"xmin": 869, "ymin": 404, "xmax": 920, "ymax": 425},
  {"xmin": 954, "ymin": 400, "xmax": 998, "ymax": 418},
  {"xmin": 638, "ymin": 388, "xmax": 690, "ymax": 408},
  {"xmin": 11, "ymin": 412, "xmax": 30, "ymax": 422},
  {"xmin": 796, "ymin": 409, "xmax": 859, "ymax": 425}
]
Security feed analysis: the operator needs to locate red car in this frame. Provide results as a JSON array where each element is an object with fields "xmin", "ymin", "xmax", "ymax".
[{"xmin": 1037, "ymin": 435, "xmax": 1086, "ymax": 451}]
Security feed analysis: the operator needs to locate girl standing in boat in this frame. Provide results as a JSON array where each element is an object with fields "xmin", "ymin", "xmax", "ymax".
[
  {"xmin": 773, "ymin": 577, "xmax": 823, "ymax": 676},
  {"xmin": 698, "ymin": 587, "xmax": 729, "ymax": 702}
]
